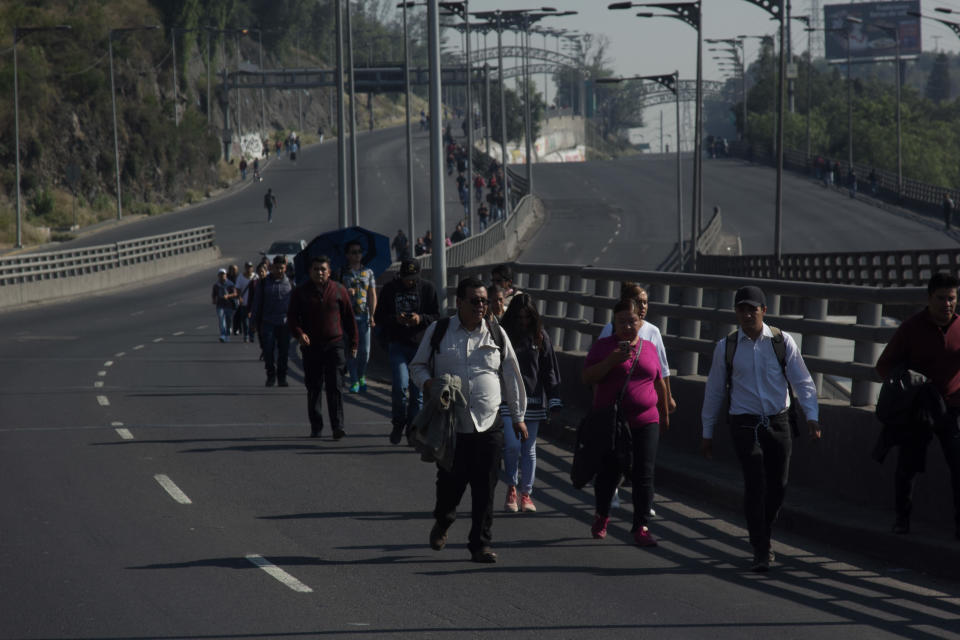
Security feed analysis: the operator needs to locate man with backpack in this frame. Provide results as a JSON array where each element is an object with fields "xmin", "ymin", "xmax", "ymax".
[
  {"xmin": 410, "ymin": 277, "xmax": 527, "ymax": 564},
  {"xmin": 374, "ymin": 259, "xmax": 440, "ymax": 445},
  {"xmin": 700, "ymin": 285, "xmax": 821, "ymax": 572}
]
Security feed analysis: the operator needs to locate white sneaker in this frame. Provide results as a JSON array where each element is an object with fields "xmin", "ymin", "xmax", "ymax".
[{"xmin": 610, "ymin": 488, "xmax": 620, "ymax": 510}]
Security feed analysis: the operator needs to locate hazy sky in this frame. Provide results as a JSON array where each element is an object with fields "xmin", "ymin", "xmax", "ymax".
[{"xmin": 451, "ymin": 0, "xmax": 960, "ymax": 84}]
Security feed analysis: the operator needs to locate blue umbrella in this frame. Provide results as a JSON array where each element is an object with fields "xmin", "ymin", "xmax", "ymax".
[{"xmin": 293, "ymin": 226, "xmax": 392, "ymax": 286}]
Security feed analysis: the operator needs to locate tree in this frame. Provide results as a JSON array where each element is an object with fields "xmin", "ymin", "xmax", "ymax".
[
  {"xmin": 592, "ymin": 79, "xmax": 646, "ymax": 140},
  {"xmin": 926, "ymin": 52, "xmax": 951, "ymax": 103},
  {"xmin": 486, "ymin": 82, "xmax": 525, "ymax": 146}
]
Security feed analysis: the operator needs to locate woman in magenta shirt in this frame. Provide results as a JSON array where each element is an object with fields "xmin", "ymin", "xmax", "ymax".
[{"xmin": 583, "ymin": 298, "xmax": 669, "ymax": 546}]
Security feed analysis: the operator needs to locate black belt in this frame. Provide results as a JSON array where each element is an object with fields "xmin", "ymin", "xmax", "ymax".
[{"xmin": 728, "ymin": 410, "xmax": 788, "ymax": 427}]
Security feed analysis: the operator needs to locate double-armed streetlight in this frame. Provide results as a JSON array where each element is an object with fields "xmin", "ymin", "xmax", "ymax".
[
  {"xmin": 706, "ymin": 38, "xmax": 747, "ymax": 141},
  {"xmin": 110, "ymin": 25, "xmax": 160, "ymax": 221},
  {"xmin": 597, "ymin": 71, "xmax": 684, "ymax": 269},
  {"xmin": 609, "ymin": 1, "xmax": 703, "ymax": 270},
  {"xmin": 398, "ymin": 1, "xmax": 422, "ymax": 249},
  {"xmin": 12, "ymin": 24, "xmax": 71, "ymax": 249}
]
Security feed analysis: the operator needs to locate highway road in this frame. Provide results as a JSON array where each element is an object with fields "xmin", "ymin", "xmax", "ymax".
[
  {"xmin": 522, "ymin": 153, "xmax": 959, "ymax": 269},
  {"xmin": 3, "ymin": 130, "xmax": 960, "ymax": 638}
]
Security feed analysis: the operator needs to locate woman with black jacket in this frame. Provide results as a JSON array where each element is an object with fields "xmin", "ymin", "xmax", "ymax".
[{"xmin": 498, "ymin": 293, "xmax": 562, "ymax": 513}]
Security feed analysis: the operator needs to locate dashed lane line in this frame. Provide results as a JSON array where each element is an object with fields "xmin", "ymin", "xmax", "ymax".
[
  {"xmin": 115, "ymin": 352, "xmax": 125, "ymax": 358},
  {"xmin": 245, "ymin": 554, "xmax": 313, "ymax": 593},
  {"xmin": 96, "ymin": 395, "xmax": 110, "ymax": 406},
  {"xmin": 94, "ymin": 381, "xmax": 104, "ymax": 388},
  {"xmin": 154, "ymin": 474, "xmax": 192, "ymax": 505},
  {"xmin": 104, "ymin": 361, "xmax": 114, "ymax": 367},
  {"xmin": 173, "ymin": 331, "xmax": 185, "ymax": 336},
  {"xmin": 153, "ymin": 338, "xmax": 164, "ymax": 343},
  {"xmin": 132, "ymin": 345, "xmax": 144, "ymax": 351},
  {"xmin": 115, "ymin": 428, "xmax": 134, "ymax": 440},
  {"xmin": 97, "ymin": 371, "xmax": 107, "ymax": 377}
]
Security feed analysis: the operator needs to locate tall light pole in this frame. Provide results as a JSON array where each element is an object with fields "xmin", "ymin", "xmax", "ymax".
[
  {"xmin": 241, "ymin": 28, "xmax": 265, "ymax": 135},
  {"xmin": 398, "ymin": 1, "xmax": 417, "ymax": 250},
  {"xmin": 13, "ymin": 24, "xmax": 71, "ymax": 249},
  {"xmin": 347, "ymin": 0, "xmax": 360, "ymax": 226},
  {"xmin": 844, "ymin": 17, "xmax": 861, "ymax": 172},
  {"xmin": 609, "ymin": 1, "xmax": 702, "ymax": 271},
  {"xmin": 427, "ymin": 0, "xmax": 447, "ymax": 298},
  {"xmin": 597, "ymin": 72, "xmax": 683, "ymax": 268},
  {"xmin": 336, "ymin": 0, "xmax": 349, "ymax": 228},
  {"xmin": 441, "ymin": 2, "xmax": 475, "ymax": 233},
  {"xmin": 110, "ymin": 25, "xmax": 159, "ymax": 222}
]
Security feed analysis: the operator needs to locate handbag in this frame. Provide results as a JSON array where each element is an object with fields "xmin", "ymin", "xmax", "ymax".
[{"xmin": 571, "ymin": 345, "xmax": 641, "ymax": 489}]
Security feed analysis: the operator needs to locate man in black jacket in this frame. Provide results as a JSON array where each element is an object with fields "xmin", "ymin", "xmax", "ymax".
[{"xmin": 374, "ymin": 260, "xmax": 441, "ymax": 444}]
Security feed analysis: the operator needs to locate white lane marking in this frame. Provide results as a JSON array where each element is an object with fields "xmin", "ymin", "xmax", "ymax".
[
  {"xmin": 132, "ymin": 345, "xmax": 144, "ymax": 350},
  {"xmin": 111, "ymin": 421, "xmax": 124, "ymax": 426},
  {"xmin": 96, "ymin": 395, "xmax": 110, "ymax": 406},
  {"xmin": 153, "ymin": 338, "xmax": 163, "ymax": 343},
  {"xmin": 116, "ymin": 428, "xmax": 134, "ymax": 440},
  {"xmin": 98, "ymin": 371, "xmax": 107, "ymax": 377},
  {"xmin": 104, "ymin": 361, "xmax": 114, "ymax": 367},
  {"xmin": 196, "ymin": 325, "xmax": 207, "ymax": 330},
  {"xmin": 94, "ymin": 381, "xmax": 104, "ymax": 388},
  {"xmin": 154, "ymin": 474, "xmax": 192, "ymax": 504},
  {"xmin": 173, "ymin": 331, "xmax": 185, "ymax": 336},
  {"xmin": 115, "ymin": 352, "xmax": 126, "ymax": 358},
  {"xmin": 130, "ymin": 310, "xmax": 145, "ymax": 317},
  {"xmin": 245, "ymin": 554, "xmax": 313, "ymax": 593}
]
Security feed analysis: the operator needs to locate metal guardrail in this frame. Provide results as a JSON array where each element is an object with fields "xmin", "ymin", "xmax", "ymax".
[
  {"xmin": 0, "ymin": 226, "xmax": 217, "ymax": 286},
  {"xmin": 440, "ymin": 262, "xmax": 924, "ymax": 409},
  {"xmin": 699, "ymin": 247, "xmax": 960, "ymax": 286}
]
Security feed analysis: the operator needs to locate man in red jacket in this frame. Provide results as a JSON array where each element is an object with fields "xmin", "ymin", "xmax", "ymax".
[{"xmin": 288, "ymin": 255, "xmax": 359, "ymax": 440}]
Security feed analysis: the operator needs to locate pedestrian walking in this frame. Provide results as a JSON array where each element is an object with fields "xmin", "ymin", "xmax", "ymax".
[
  {"xmin": 875, "ymin": 272, "xmax": 960, "ymax": 540},
  {"xmin": 392, "ymin": 229, "xmax": 410, "ymax": 261},
  {"xmin": 288, "ymin": 256, "xmax": 358, "ymax": 440},
  {"xmin": 411, "ymin": 277, "xmax": 527, "ymax": 563},
  {"xmin": 341, "ymin": 241, "xmax": 377, "ymax": 393},
  {"xmin": 499, "ymin": 293, "xmax": 562, "ymax": 514},
  {"xmin": 373, "ymin": 260, "xmax": 440, "ymax": 444},
  {"xmin": 239, "ymin": 158, "xmax": 248, "ymax": 180},
  {"xmin": 700, "ymin": 285, "xmax": 822, "ymax": 572},
  {"xmin": 211, "ymin": 268, "xmax": 238, "ymax": 343},
  {"xmin": 264, "ymin": 188, "xmax": 278, "ymax": 223},
  {"xmin": 250, "ymin": 255, "xmax": 294, "ymax": 387},
  {"xmin": 233, "ymin": 261, "xmax": 256, "ymax": 342},
  {"xmin": 582, "ymin": 298, "xmax": 669, "ymax": 547}
]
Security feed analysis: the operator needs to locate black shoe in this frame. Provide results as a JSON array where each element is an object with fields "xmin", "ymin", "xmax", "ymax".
[
  {"xmin": 389, "ymin": 423, "xmax": 405, "ymax": 445},
  {"xmin": 277, "ymin": 377, "xmax": 289, "ymax": 387},
  {"xmin": 265, "ymin": 375, "xmax": 276, "ymax": 387},
  {"xmin": 470, "ymin": 547, "xmax": 498, "ymax": 564},
  {"xmin": 310, "ymin": 427, "xmax": 321, "ymax": 438},
  {"xmin": 751, "ymin": 550, "xmax": 771, "ymax": 572},
  {"xmin": 333, "ymin": 428, "xmax": 346, "ymax": 440},
  {"xmin": 892, "ymin": 517, "xmax": 910, "ymax": 535},
  {"xmin": 429, "ymin": 522, "xmax": 447, "ymax": 551}
]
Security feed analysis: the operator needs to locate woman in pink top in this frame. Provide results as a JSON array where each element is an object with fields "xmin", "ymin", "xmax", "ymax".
[{"xmin": 583, "ymin": 298, "xmax": 669, "ymax": 546}]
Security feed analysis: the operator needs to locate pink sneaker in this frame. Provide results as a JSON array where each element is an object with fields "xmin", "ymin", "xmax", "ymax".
[
  {"xmin": 591, "ymin": 513, "xmax": 610, "ymax": 539},
  {"xmin": 504, "ymin": 486, "xmax": 518, "ymax": 512},
  {"xmin": 634, "ymin": 526, "xmax": 658, "ymax": 547},
  {"xmin": 519, "ymin": 493, "xmax": 536, "ymax": 513}
]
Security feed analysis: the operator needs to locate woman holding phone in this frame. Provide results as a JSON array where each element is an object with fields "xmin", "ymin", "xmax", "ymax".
[{"xmin": 582, "ymin": 298, "xmax": 669, "ymax": 546}]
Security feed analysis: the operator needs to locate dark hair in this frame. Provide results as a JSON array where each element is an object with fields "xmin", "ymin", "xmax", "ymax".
[
  {"xmin": 491, "ymin": 264, "xmax": 513, "ymax": 282},
  {"xmin": 501, "ymin": 292, "xmax": 544, "ymax": 349},
  {"xmin": 345, "ymin": 240, "xmax": 363, "ymax": 253},
  {"xmin": 311, "ymin": 255, "xmax": 331, "ymax": 267},
  {"xmin": 619, "ymin": 281, "xmax": 647, "ymax": 301},
  {"xmin": 928, "ymin": 272, "xmax": 960, "ymax": 294},
  {"xmin": 613, "ymin": 298, "xmax": 641, "ymax": 317},
  {"xmin": 456, "ymin": 276, "xmax": 486, "ymax": 299},
  {"xmin": 272, "ymin": 254, "xmax": 287, "ymax": 266},
  {"xmin": 488, "ymin": 283, "xmax": 504, "ymax": 298}
]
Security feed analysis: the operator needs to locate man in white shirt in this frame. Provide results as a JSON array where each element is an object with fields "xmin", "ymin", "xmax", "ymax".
[
  {"xmin": 700, "ymin": 285, "xmax": 822, "ymax": 572},
  {"xmin": 410, "ymin": 277, "xmax": 527, "ymax": 563}
]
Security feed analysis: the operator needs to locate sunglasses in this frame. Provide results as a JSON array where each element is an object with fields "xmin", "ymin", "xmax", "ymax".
[{"xmin": 469, "ymin": 297, "xmax": 489, "ymax": 306}]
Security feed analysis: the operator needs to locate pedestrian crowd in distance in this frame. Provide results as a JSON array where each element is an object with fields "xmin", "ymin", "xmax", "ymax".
[{"xmin": 210, "ymin": 254, "xmax": 960, "ymax": 569}]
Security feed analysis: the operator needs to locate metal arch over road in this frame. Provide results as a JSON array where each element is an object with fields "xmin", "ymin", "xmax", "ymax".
[{"xmin": 466, "ymin": 44, "xmax": 580, "ymax": 69}]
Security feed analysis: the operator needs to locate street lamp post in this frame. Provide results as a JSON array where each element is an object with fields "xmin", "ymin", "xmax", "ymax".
[
  {"xmin": 347, "ymin": 0, "xmax": 360, "ymax": 226},
  {"xmin": 398, "ymin": 1, "xmax": 417, "ymax": 250},
  {"xmin": 596, "ymin": 72, "xmax": 683, "ymax": 269},
  {"xmin": 609, "ymin": 1, "xmax": 702, "ymax": 271},
  {"xmin": 427, "ymin": 0, "xmax": 447, "ymax": 299},
  {"xmin": 110, "ymin": 25, "xmax": 159, "ymax": 222},
  {"xmin": 12, "ymin": 24, "xmax": 71, "ymax": 249},
  {"xmin": 336, "ymin": 0, "xmax": 349, "ymax": 228}
]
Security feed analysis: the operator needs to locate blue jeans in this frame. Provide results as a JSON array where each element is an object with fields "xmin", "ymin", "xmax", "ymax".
[
  {"xmin": 502, "ymin": 417, "xmax": 540, "ymax": 495},
  {"xmin": 216, "ymin": 307, "xmax": 234, "ymax": 341},
  {"xmin": 347, "ymin": 313, "xmax": 371, "ymax": 383},
  {"xmin": 388, "ymin": 341, "xmax": 422, "ymax": 428},
  {"xmin": 261, "ymin": 322, "xmax": 290, "ymax": 379}
]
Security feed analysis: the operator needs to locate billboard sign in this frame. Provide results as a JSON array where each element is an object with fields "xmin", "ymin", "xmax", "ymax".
[{"xmin": 823, "ymin": 1, "xmax": 921, "ymax": 61}]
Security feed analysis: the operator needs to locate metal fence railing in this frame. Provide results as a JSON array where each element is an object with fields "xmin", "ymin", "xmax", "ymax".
[{"xmin": 0, "ymin": 226, "xmax": 217, "ymax": 286}]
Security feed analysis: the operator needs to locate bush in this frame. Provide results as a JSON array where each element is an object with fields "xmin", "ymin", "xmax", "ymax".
[{"xmin": 30, "ymin": 188, "xmax": 55, "ymax": 218}]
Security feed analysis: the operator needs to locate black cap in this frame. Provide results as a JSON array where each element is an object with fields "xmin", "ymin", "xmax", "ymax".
[
  {"xmin": 400, "ymin": 259, "xmax": 421, "ymax": 277},
  {"xmin": 734, "ymin": 285, "xmax": 767, "ymax": 308}
]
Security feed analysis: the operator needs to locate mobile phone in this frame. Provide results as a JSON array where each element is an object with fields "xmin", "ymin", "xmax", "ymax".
[{"xmin": 618, "ymin": 340, "xmax": 631, "ymax": 352}]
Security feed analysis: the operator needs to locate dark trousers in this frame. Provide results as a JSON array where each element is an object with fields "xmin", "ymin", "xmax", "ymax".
[
  {"xmin": 593, "ymin": 423, "xmax": 660, "ymax": 530},
  {"xmin": 303, "ymin": 342, "xmax": 345, "ymax": 432},
  {"xmin": 729, "ymin": 414, "xmax": 792, "ymax": 554},
  {"xmin": 895, "ymin": 412, "xmax": 960, "ymax": 527},
  {"xmin": 434, "ymin": 429, "xmax": 504, "ymax": 553},
  {"xmin": 261, "ymin": 323, "xmax": 290, "ymax": 379}
]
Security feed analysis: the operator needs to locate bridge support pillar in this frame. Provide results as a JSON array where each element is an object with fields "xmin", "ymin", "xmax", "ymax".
[
  {"xmin": 595, "ymin": 279, "xmax": 616, "ymax": 330},
  {"xmin": 851, "ymin": 302, "xmax": 882, "ymax": 407},
  {"xmin": 676, "ymin": 286, "xmax": 702, "ymax": 376},
  {"xmin": 545, "ymin": 273, "xmax": 564, "ymax": 349},
  {"xmin": 802, "ymin": 297, "xmax": 828, "ymax": 395},
  {"xmin": 563, "ymin": 275, "xmax": 585, "ymax": 352},
  {"xmin": 715, "ymin": 289, "xmax": 736, "ymax": 340}
]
